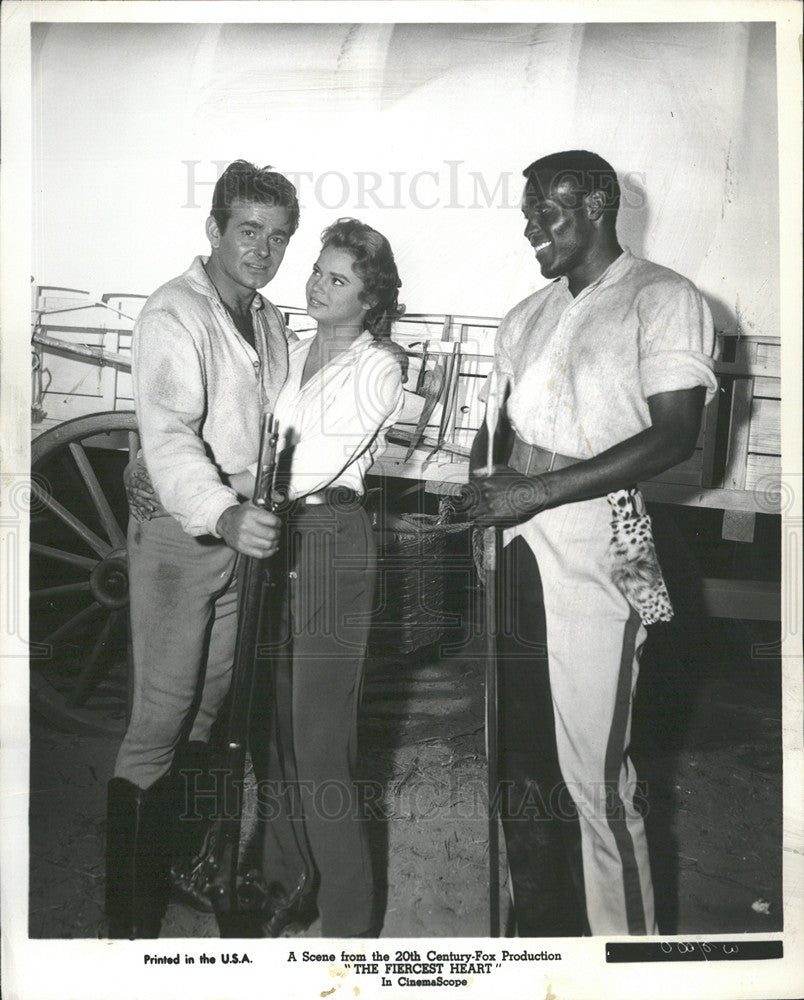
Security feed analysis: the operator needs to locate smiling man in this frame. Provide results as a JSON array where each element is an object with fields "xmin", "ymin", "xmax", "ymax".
[
  {"xmin": 469, "ymin": 150, "xmax": 718, "ymax": 936},
  {"xmin": 105, "ymin": 161, "xmax": 298, "ymax": 938}
]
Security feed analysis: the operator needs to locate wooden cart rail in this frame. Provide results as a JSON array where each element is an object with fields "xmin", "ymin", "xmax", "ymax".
[{"xmin": 31, "ymin": 286, "xmax": 783, "ymax": 620}]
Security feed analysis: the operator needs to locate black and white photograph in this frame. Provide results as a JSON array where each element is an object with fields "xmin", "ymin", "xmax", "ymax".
[{"xmin": 1, "ymin": 2, "xmax": 802, "ymax": 999}]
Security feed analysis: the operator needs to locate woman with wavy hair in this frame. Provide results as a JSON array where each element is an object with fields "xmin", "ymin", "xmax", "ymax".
[{"xmin": 227, "ymin": 218, "xmax": 406, "ymax": 938}]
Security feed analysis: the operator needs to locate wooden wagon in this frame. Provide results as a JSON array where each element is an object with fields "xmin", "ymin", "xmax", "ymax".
[{"xmin": 29, "ymin": 284, "xmax": 782, "ymax": 737}]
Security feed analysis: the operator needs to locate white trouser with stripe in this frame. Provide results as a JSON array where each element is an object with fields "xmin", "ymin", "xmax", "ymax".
[{"xmin": 506, "ymin": 494, "xmax": 658, "ymax": 936}]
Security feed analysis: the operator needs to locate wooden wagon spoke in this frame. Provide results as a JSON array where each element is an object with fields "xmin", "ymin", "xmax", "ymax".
[
  {"xmin": 30, "ymin": 581, "xmax": 93, "ymax": 603},
  {"xmin": 40, "ymin": 601, "xmax": 103, "ymax": 646},
  {"xmin": 31, "ymin": 481, "xmax": 112, "ymax": 558},
  {"xmin": 68, "ymin": 441, "xmax": 127, "ymax": 549},
  {"xmin": 30, "ymin": 411, "xmax": 138, "ymax": 738},
  {"xmin": 68, "ymin": 610, "xmax": 121, "ymax": 708},
  {"xmin": 30, "ymin": 542, "xmax": 98, "ymax": 572}
]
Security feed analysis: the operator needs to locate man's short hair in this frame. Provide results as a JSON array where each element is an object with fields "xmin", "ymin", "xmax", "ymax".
[
  {"xmin": 523, "ymin": 150, "xmax": 621, "ymax": 218},
  {"xmin": 211, "ymin": 160, "xmax": 300, "ymax": 235}
]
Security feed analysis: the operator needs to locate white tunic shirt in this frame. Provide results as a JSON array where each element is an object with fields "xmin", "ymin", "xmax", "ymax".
[
  {"xmin": 491, "ymin": 250, "xmax": 718, "ymax": 458},
  {"xmin": 272, "ymin": 331, "xmax": 404, "ymax": 500}
]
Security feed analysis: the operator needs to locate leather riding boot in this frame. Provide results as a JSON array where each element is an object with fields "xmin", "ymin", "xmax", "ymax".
[
  {"xmin": 256, "ymin": 872, "xmax": 318, "ymax": 937},
  {"xmin": 105, "ymin": 775, "xmax": 174, "ymax": 938},
  {"xmin": 170, "ymin": 740, "xmax": 220, "ymax": 913}
]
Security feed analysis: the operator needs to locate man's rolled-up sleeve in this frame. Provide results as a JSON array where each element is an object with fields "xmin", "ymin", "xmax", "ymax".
[
  {"xmin": 133, "ymin": 309, "xmax": 238, "ymax": 536},
  {"xmin": 639, "ymin": 281, "xmax": 719, "ymax": 404}
]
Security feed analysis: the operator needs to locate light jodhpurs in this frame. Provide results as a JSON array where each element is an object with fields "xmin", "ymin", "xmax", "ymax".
[
  {"xmin": 115, "ymin": 515, "xmax": 238, "ymax": 789},
  {"xmin": 497, "ymin": 535, "xmax": 587, "ymax": 937},
  {"xmin": 503, "ymin": 494, "xmax": 657, "ymax": 936},
  {"xmin": 258, "ymin": 501, "xmax": 376, "ymax": 937}
]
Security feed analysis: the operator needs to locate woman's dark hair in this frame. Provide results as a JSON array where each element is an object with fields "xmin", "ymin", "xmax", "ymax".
[
  {"xmin": 211, "ymin": 160, "xmax": 300, "ymax": 235},
  {"xmin": 320, "ymin": 218, "xmax": 404, "ymax": 339}
]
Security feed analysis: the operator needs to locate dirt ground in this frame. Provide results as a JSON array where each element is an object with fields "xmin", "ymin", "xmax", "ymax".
[{"xmin": 28, "ymin": 614, "xmax": 783, "ymax": 940}]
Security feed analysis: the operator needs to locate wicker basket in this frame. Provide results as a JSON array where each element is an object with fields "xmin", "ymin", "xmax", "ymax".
[{"xmin": 370, "ymin": 505, "xmax": 467, "ymax": 655}]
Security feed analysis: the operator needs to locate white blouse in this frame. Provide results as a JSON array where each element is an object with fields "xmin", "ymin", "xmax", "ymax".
[{"xmin": 271, "ymin": 331, "xmax": 404, "ymax": 500}]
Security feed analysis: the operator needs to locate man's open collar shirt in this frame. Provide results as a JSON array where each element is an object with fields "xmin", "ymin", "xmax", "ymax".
[
  {"xmin": 493, "ymin": 249, "xmax": 719, "ymax": 459},
  {"xmin": 132, "ymin": 256, "xmax": 289, "ymax": 536}
]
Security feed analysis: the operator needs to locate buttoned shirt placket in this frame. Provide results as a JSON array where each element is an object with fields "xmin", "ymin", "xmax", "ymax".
[
  {"xmin": 541, "ymin": 265, "xmax": 621, "ymax": 463},
  {"xmin": 543, "ymin": 282, "xmax": 587, "ymax": 466}
]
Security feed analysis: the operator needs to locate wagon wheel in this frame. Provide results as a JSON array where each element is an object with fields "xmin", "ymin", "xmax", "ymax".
[{"xmin": 30, "ymin": 411, "xmax": 139, "ymax": 738}]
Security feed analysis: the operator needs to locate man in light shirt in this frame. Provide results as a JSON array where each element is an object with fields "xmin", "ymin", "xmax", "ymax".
[
  {"xmin": 106, "ymin": 160, "xmax": 297, "ymax": 938},
  {"xmin": 469, "ymin": 150, "xmax": 717, "ymax": 936}
]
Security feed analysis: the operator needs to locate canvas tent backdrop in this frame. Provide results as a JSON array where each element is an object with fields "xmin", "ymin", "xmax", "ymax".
[{"xmin": 32, "ymin": 21, "xmax": 778, "ymax": 340}]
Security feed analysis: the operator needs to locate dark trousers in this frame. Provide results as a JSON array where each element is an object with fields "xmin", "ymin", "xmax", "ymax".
[
  {"xmin": 497, "ymin": 535, "xmax": 588, "ymax": 936},
  {"xmin": 254, "ymin": 502, "xmax": 376, "ymax": 937}
]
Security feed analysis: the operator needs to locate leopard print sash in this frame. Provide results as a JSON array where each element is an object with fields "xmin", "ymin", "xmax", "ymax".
[{"xmin": 607, "ymin": 487, "xmax": 674, "ymax": 625}]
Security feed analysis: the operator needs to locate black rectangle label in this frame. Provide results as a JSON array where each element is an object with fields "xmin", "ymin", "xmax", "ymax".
[{"xmin": 606, "ymin": 940, "xmax": 783, "ymax": 963}]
